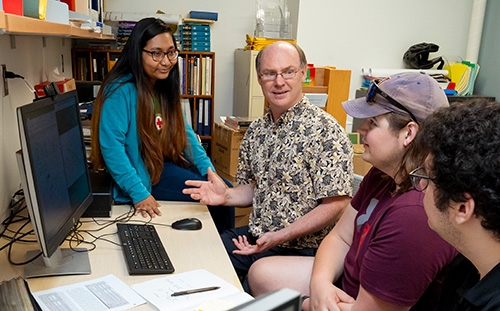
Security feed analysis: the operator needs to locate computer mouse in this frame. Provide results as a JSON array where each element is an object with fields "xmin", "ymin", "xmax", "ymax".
[{"xmin": 171, "ymin": 218, "xmax": 202, "ymax": 230}]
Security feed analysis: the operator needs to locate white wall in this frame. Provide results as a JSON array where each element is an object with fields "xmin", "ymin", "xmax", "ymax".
[
  {"xmin": 0, "ymin": 0, "xmax": 475, "ymax": 222},
  {"xmin": 297, "ymin": 0, "xmax": 474, "ymax": 101},
  {"xmin": 0, "ymin": 35, "xmax": 73, "ymax": 222},
  {"xmin": 106, "ymin": 0, "xmax": 474, "ymax": 120}
]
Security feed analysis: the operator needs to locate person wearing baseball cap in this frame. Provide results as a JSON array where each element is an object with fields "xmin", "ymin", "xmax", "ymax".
[{"xmin": 247, "ymin": 72, "xmax": 458, "ymax": 311}]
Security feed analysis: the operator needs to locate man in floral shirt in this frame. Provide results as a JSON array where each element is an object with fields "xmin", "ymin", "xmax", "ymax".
[{"xmin": 184, "ymin": 41, "xmax": 353, "ymax": 289}]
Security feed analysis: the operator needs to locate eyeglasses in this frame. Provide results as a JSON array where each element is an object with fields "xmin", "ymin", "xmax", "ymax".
[
  {"xmin": 409, "ymin": 167, "xmax": 434, "ymax": 192},
  {"xmin": 367, "ymin": 80, "xmax": 419, "ymax": 124},
  {"xmin": 259, "ymin": 69, "xmax": 299, "ymax": 81},
  {"xmin": 143, "ymin": 49, "xmax": 179, "ymax": 62}
]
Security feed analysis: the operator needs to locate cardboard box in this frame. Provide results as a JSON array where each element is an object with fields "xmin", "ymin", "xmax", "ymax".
[
  {"xmin": 235, "ymin": 207, "xmax": 252, "ymax": 227},
  {"xmin": 212, "ymin": 122, "xmax": 246, "ymax": 178},
  {"xmin": 352, "ymin": 144, "xmax": 372, "ymax": 176},
  {"xmin": 35, "ymin": 78, "xmax": 76, "ymax": 98},
  {"xmin": 60, "ymin": 0, "xmax": 88, "ymax": 15}
]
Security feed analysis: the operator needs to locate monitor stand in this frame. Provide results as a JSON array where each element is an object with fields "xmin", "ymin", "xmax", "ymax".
[{"xmin": 24, "ymin": 247, "xmax": 91, "ymax": 278}]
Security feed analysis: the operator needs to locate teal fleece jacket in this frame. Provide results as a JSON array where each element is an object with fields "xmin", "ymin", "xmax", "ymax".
[{"xmin": 99, "ymin": 76, "xmax": 214, "ymax": 204}]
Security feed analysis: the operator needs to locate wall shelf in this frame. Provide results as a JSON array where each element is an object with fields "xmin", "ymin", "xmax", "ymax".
[{"xmin": 0, "ymin": 10, "xmax": 114, "ymax": 39}]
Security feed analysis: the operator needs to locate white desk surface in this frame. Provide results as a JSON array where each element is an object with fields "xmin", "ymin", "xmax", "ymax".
[{"xmin": 0, "ymin": 201, "xmax": 242, "ymax": 309}]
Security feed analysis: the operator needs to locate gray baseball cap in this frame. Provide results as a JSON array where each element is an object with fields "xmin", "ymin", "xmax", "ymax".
[{"xmin": 342, "ymin": 71, "xmax": 449, "ymax": 122}]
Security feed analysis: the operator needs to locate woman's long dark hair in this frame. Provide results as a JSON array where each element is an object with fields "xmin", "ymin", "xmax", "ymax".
[{"xmin": 91, "ymin": 17, "xmax": 187, "ymax": 185}]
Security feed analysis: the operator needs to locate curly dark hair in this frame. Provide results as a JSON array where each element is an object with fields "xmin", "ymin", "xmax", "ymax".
[{"xmin": 418, "ymin": 99, "xmax": 500, "ymax": 239}]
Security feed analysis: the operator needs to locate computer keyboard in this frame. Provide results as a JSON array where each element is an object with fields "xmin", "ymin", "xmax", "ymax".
[{"xmin": 116, "ymin": 223, "xmax": 175, "ymax": 275}]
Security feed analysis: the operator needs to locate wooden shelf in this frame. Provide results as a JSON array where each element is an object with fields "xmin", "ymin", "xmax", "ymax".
[
  {"xmin": 0, "ymin": 11, "xmax": 114, "ymax": 39},
  {"xmin": 302, "ymin": 86, "xmax": 328, "ymax": 93},
  {"xmin": 302, "ymin": 66, "xmax": 351, "ymax": 128}
]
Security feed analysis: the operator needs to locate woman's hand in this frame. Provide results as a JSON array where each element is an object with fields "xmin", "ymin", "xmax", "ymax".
[
  {"xmin": 304, "ymin": 281, "xmax": 355, "ymax": 311},
  {"xmin": 134, "ymin": 195, "xmax": 161, "ymax": 218}
]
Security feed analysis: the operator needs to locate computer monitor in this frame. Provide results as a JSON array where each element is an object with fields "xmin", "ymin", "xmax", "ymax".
[
  {"xmin": 229, "ymin": 288, "xmax": 301, "ymax": 311},
  {"xmin": 75, "ymin": 80, "xmax": 101, "ymax": 103},
  {"xmin": 16, "ymin": 90, "xmax": 94, "ymax": 278}
]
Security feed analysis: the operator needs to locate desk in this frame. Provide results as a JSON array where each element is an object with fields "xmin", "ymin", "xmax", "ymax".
[{"xmin": 0, "ymin": 202, "xmax": 242, "ymax": 309}]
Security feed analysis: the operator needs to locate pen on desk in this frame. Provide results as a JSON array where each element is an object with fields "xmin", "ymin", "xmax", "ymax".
[{"xmin": 171, "ymin": 286, "xmax": 221, "ymax": 297}]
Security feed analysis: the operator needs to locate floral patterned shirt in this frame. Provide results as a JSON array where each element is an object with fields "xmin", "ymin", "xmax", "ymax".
[{"xmin": 236, "ymin": 96, "xmax": 353, "ymax": 249}]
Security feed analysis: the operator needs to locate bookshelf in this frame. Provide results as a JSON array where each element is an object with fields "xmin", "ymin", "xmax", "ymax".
[
  {"xmin": 178, "ymin": 52, "xmax": 215, "ymax": 155},
  {"xmin": 72, "ymin": 48, "xmax": 121, "ymax": 81},
  {"xmin": 71, "ymin": 49, "xmax": 216, "ymax": 155},
  {"xmin": 302, "ymin": 66, "xmax": 351, "ymax": 128}
]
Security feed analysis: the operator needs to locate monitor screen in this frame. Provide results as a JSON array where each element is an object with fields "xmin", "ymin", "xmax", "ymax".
[
  {"xmin": 75, "ymin": 80, "xmax": 101, "ymax": 103},
  {"xmin": 16, "ymin": 90, "xmax": 93, "ymax": 278},
  {"xmin": 229, "ymin": 288, "xmax": 301, "ymax": 311}
]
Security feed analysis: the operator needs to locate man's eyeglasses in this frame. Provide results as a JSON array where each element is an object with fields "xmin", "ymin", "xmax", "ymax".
[
  {"xmin": 259, "ymin": 69, "xmax": 299, "ymax": 81},
  {"xmin": 143, "ymin": 49, "xmax": 179, "ymax": 62},
  {"xmin": 367, "ymin": 80, "xmax": 419, "ymax": 124},
  {"xmin": 409, "ymin": 167, "xmax": 434, "ymax": 192}
]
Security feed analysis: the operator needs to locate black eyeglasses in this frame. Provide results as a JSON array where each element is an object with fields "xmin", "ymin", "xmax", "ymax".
[
  {"xmin": 367, "ymin": 80, "xmax": 419, "ymax": 124},
  {"xmin": 409, "ymin": 167, "xmax": 434, "ymax": 192},
  {"xmin": 259, "ymin": 69, "xmax": 299, "ymax": 81},
  {"xmin": 143, "ymin": 49, "xmax": 179, "ymax": 62}
]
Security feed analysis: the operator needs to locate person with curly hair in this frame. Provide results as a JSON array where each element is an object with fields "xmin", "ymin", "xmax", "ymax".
[{"xmin": 410, "ymin": 99, "xmax": 500, "ymax": 310}]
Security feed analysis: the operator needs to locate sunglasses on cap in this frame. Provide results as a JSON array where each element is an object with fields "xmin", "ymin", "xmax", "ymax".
[{"xmin": 366, "ymin": 80, "xmax": 419, "ymax": 124}]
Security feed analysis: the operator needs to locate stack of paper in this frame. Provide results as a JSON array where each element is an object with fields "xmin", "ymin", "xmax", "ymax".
[
  {"xmin": 132, "ymin": 269, "xmax": 253, "ymax": 311},
  {"xmin": 31, "ymin": 271, "xmax": 252, "ymax": 311},
  {"xmin": 444, "ymin": 61, "xmax": 480, "ymax": 96}
]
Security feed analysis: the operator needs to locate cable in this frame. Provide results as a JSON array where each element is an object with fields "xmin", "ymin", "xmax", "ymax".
[
  {"xmin": 4, "ymin": 71, "xmax": 24, "ymax": 79},
  {"xmin": 4, "ymin": 70, "xmax": 36, "ymax": 97}
]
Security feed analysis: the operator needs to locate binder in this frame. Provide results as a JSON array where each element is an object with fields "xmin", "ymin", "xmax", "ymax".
[
  {"xmin": 181, "ymin": 98, "xmax": 192, "ymax": 128},
  {"xmin": 196, "ymin": 98, "xmax": 203, "ymax": 135},
  {"xmin": 203, "ymin": 99, "xmax": 211, "ymax": 136}
]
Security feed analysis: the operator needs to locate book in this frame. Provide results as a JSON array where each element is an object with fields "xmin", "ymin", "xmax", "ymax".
[
  {"xmin": 189, "ymin": 11, "xmax": 219, "ymax": 21},
  {"xmin": 181, "ymin": 98, "xmax": 192, "ymax": 127},
  {"xmin": 206, "ymin": 57, "xmax": 212, "ymax": 95},
  {"xmin": 197, "ymin": 98, "xmax": 204, "ymax": 135},
  {"xmin": 224, "ymin": 116, "xmax": 256, "ymax": 130},
  {"xmin": 201, "ymin": 56, "xmax": 207, "ymax": 95},
  {"xmin": 178, "ymin": 56, "xmax": 186, "ymax": 94},
  {"xmin": 0, "ymin": 277, "xmax": 41, "ymax": 311},
  {"xmin": 131, "ymin": 269, "xmax": 252, "ymax": 311},
  {"xmin": 203, "ymin": 99, "xmax": 211, "ymax": 135}
]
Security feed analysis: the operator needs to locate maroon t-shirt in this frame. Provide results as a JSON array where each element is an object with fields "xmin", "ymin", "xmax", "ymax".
[{"xmin": 342, "ymin": 168, "xmax": 457, "ymax": 306}]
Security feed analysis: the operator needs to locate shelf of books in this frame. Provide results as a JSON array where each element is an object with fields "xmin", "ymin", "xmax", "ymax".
[
  {"xmin": 71, "ymin": 49, "xmax": 216, "ymax": 155},
  {"xmin": 179, "ymin": 52, "xmax": 215, "ymax": 155},
  {"xmin": 72, "ymin": 48, "xmax": 122, "ymax": 81}
]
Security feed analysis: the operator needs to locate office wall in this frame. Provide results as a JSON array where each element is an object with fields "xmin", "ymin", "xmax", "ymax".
[
  {"xmin": 475, "ymin": 0, "xmax": 500, "ymax": 100},
  {"xmin": 106, "ymin": 0, "xmax": 474, "ymax": 119},
  {"xmin": 0, "ymin": 35, "xmax": 73, "ymax": 223},
  {"xmin": 297, "ymin": 0, "xmax": 474, "ymax": 102}
]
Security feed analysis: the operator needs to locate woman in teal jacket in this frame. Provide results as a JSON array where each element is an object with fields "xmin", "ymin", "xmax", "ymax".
[{"xmin": 90, "ymin": 18, "xmax": 233, "ymax": 232}]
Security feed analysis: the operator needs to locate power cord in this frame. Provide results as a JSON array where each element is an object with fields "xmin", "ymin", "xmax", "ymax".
[{"xmin": 4, "ymin": 70, "xmax": 36, "ymax": 98}]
